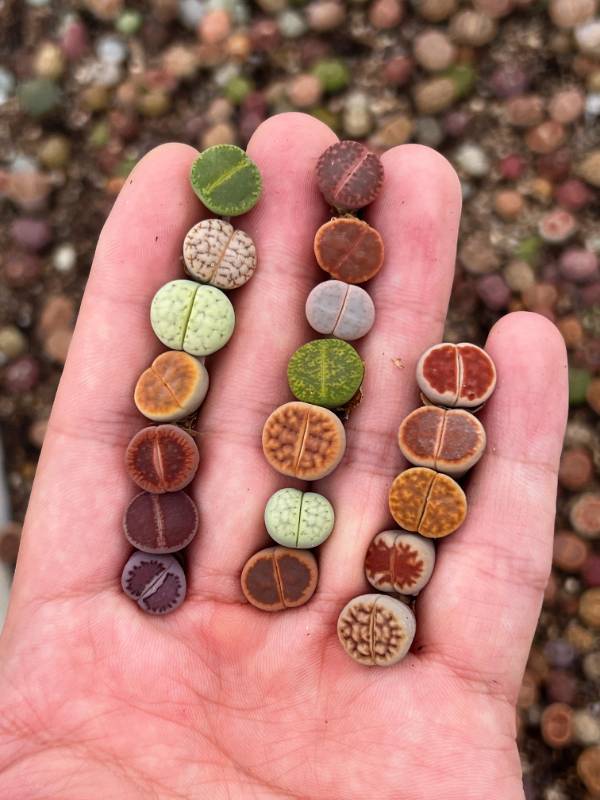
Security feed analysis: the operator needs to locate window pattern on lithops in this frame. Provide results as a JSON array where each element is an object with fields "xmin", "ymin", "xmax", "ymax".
[
  {"xmin": 364, "ymin": 531, "xmax": 435, "ymax": 595},
  {"xmin": 121, "ymin": 144, "xmax": 262, "ymax": 615},
  {"xmin": 265, "ymin": 488, "xmax": 335, "ymax": 548},
  {"xmin": 287, "ymin": 339, "xmax": 364, "ymax": 408},
  {"xmin": 389, "ymin": 467, "xmax": 467, "ymax": 539},
  {"xmin": 337, "ymin": 594, "xmax": 416, "ymax": 667}
]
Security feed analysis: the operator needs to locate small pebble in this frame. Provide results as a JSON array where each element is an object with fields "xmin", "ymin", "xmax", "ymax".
[
  {"xmin": 569, "ymin": 367, "xmax": 591, "ymax": 406},
  {"xmin": 151, "ymin": 279, "xmax": 235, "ymax": 357},
  {"xmin": 316, "ymin": 140, "xmax": 384, "ymax": 210},
  {"xmin": 287, "ymin": 338, "xmax": 364, "ymax": 408},
  {"xmin": 389, "ymin": 466, "xmax": 467, "ymax": 538},
  {"xmin": 549, "ymin": 87, "xmax": 585, "ymax": 123},
  {"xmin": 364, "ymin": 530, "xmax": 435, "ymax": 595},
  {"xmin": 10, "ymin": 217, "xmax": 52, "ymax": 251},
  {"xmin": 583, "ymin": 652, "xmax": 600, "ymax": 681},
  {"xmin": 414, "ymin": 77, "xmax": 456, "ymax": 114},
  {"xmin": 306, "ymin": 0, "xmax": 346, "ymax": 31},
  {"xmin": 264, "ymin": 488, "xmax": 334, "ymax": 548},
  {"xmin": 287, "ymin": 73, "xmax": 322, "ymax": 108},
  {"xmin": 583, "ymin": 554, "xmax": 600, "ymax": 587},
  {"xmin": 398, "ymin": 405, "xmax": 486, "ymax": 475},
  {"xmin": 262, "ymin": 401, "xmax": 346, "ymax": 480},
  {"xmin": 504, "ymin": 260, "xmax": 535, "ymax": 292},
  {"xmin": 499, "ymin": 153, "xmax": 527, "ymax": 180},
  {"xmin": 0, "ymin": 326, "xmax": 27, "ymax": 363},
  {"xmin": 183, "ymin": 218, "xmax": 256, "ymax": 290},
  {"xmin": 449, "ymin": 9, "xmax": 497, "ymax": 45},
  {"xmin": 575, "ymin": 19, "xmax": 600, "ymax": 56},
  {"xmin": 125, "ymin": 424, "xmax": 199, "ymax": 494},
  {"xmin": 540, "ymin": 703, "xmax": 574, "ymax": 748},
  {"xmin": 489, "ymin": 63, "xmax": 529, "ymax": 98},
  {"xmin": 17, "ymin": 78, "xmax": 62, "ymax": 117},
  {"xmin": 559, "ymin": 448, "xmax": 594, "ymax": 490},
  {"xmin": 0, "ymin": 522, "xmax": 21, "ymax": 565},
  {"xmin": 538, "ymin": 208, "xmax": 577, "ymax": 244},
  {"xmin": 537, "ymin": 147, "xmax": 572, "ymax": 182},
  {"xmin": 555, "ymin": 178, "xmax": 593, "ymax": 211},
  {"xmin": 413, "ymin": 29, "xmax": 456, "ymax": 72},
  {"xmin": 3, "ymin": 355, "xmax": 40, "ymax": 393},
  {"xmin": 305, "ymin": 280, "xmax": 375, "ymax": 341},
  {"xmin": 544, "ymin": 638, "xmax": 577, "ymax": 669},
  {"xmin": 554, "ymin": 530, "xmax": 590, "ymax": 571},
  {"xmin": 580, "ymin": 588, "xmax": 600, "ymax": 627},
  {"xmin": 577, "ymin": 150, "xmax": 600, "ymax": 187},
  {"xmin": 578, "ymin": 746, "xmax": 600, "ymax": 795},
  {"xmin": 3, "ymin": 252, "xmax": 42, "ymax": 287},
  {"xmin": 121, "ymin": 551, "xmax": 186, "ymax": 615},
  {"xmin": 476, "ymin": 273, "xmax": 512, "ymax": 310},
  {"xmin": 526, "ymin": 120, "xmax": 566, "ymax": 154},
  {"xmin": 573, "ymin": 710, "xmax": 600, "ymax": 746},
  {"xmin": 506, "ymin": 95, "xmax": 545, "ymax": 128},
  {"xmin": 454, "ymin": 143, "xmax": 490, "ymax": 177},
  {"xmin": 570, "ymin": 492, "xmax": 600, "ymax": 538},
  {"xmin": 134, "ymin": 351, "xmax": 209, "ymax": 422},
  {"xmin": 494, "ymin": 189, "xmax": 524, "ymax": 220},
  {"xmin": 124, "ymin": 490, "xmax": 198, "ymax": 553},
  {"xmin": 190, "ymin": 144, "xmax": 262, "ymax": 216},
  {"xmin": 587, "ymin": 378, "xmax": 600, "ymax": 413},
  {"xmin": 337, "ymin": 593, "xmax": 416, "ymax": 666},
  {"xmin": 549, "ymin": 0, "xmax": 596, "ymax": 29},
  {"xmin": 314, "ymin": 218, "xmax": 384, "ymax": 284},
  {"xmin": 559, "ymin": 248, "xmax": 598, "ymax": 282},
  {"xmin": 241, "ymin": 546, "xmax": 318, "ymax": 611},
  {"xmin": 369, "ymin": 0, "xmax": 403, "ymax": 29},
  {"xmin": 416, "ymin": 341, "xmax": 497, "ymax": 408},
  {"xmin": 418, "ymin": 0, "xmax": 457, "ymax": 20},
  {"xmin": 311, "ymin": 58, "xmax": 350, "ymax": 93}
]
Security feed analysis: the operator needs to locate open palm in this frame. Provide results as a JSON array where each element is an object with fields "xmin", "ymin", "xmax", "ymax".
[{"xmin": 0, "ymin": 114, "xmax": 567, "ymax": 800}]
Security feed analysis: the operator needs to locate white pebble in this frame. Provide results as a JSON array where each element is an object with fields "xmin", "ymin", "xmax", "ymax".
[
  {"xmin": 454, "ymin": 142, "xmax": 490, "ymax": 177},
  {"xmin": 96, "ymin": 35, "xmax": 128, "ymax": 65},
  {"xmin": 575, "ymin": 19, "xmax": 600, "ymax": 56},
  {"xmin": 278, "ymin": 9, "xmax": 308, "ymax": 37},
  {"xmin": 0, "ymin": 68, "xmax": 15, "ymax": 104},
  {"xmin": 179, "ymin": 0, "xmax": 206, "ymax": 28},
  {"xmin": 53, "ymin": 243, "xmax": 77, "ymax": 273}
]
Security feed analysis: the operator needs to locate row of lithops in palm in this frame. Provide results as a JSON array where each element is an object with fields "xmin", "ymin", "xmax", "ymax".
[
  {"xmin": 120, "ymin": 144, "xmax": 263, "ymax": 615},
  {"xmin": 338, "ymin": 342, "xmax": 497, "ymax": 667},
  {"xmin": 242, "ymin": 140, "xmax": 387, "ymax": 613}
]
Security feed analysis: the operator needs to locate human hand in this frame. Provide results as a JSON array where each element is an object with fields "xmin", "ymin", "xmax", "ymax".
[{"xmin": 0, "ymin": 113, "xmax": 568, "ymax": 800}]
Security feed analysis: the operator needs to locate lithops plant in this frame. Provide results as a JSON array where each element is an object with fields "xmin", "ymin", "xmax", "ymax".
[
  {"xmin": 337, "ymin": 593, "xmax": 416, "ymax": 666},
  {"xmin": 183, "ymin": 218, "xmax": 257, "ymax": 290},
  {"xmin": 305, "ymin": 280, "xmax": 375, "ymax": 341},
  {"xmin": 241, "ymin": 546, "xmax": 318, "ymax": 611},
  {"xmin": 190, "ymin": 144, "xmax": 262, "ymax": 216},
  {"xmin": 287, "ymin": 338, "xmax": 364, "ymax": 408},
  {"xmin": 125, "ymin": 424, "xmax": 199, "ymax": 494},
  {"xmin": 364, "ymin": 530, "xmax": 435, "ymax": 595},
  {"xmin": 316, "ymin": 140, "xmax": 384, "ymax": 210},
  {"xmin": 416, "ymin": 342, "xmax": 497, "ymax": 409},
  {"xmin": 314, "ymin": 217, "xmax": 384, "ymax": 284},
  {"xmin": 388, "ymin": 466, "xmax": 467, "ymax": 538},
  {"xmin": 121, "ymin": 551, "xmax": 187, "ymax": 615},
  {"xmin": 134, "ymin": 351, "xmax": 209, "ymax": 423},
  {"xmin": 264, "ymin": 487, "xmax": 335, "ymax": 548},
  {"xmin": 123, "ymin": 490, "xmax": 199, "ymax": 553}
]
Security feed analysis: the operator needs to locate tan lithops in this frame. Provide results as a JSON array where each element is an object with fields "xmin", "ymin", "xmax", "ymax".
[
  {"xmin": 337, "ymin": 593, "xmax": 416, "ymax": 666},
  {"xmin": 183, "ymin": 218, "xmax": 257, "ymax": 290},
  {"xmin": 134, "ymin": 351, "xmax": 209, "ymax": 422},
  {"xmin": 262, "ymin": 401, "xmax": 346, "ymax": 480},
  {"xmin": 398, "ymin": 406, "xmax": 486, "ymax": 476},
  {"xmin": 388, "ymin": 466, "xmax": 467, "ymax": 538}
]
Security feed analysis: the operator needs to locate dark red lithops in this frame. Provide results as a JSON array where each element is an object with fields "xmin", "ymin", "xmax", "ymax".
[
  {"xmin": 125, "ymin": 424, "xmax": 199, "ymax": 493},
  {"xmin": 416, "ymin": 342, "xmax": 497, "ymax": 409},
  {"xmin": 123, "ymin": 491, "xmax": 199, "ymax": 554},
  {"xmin": 240, "ymin": 546, "xmax": 318, "ymax": 611},
  {"xmin": 316, "ymin": 140, "xmax": 384, "ymax": 210},
  {"xmin": 121, "ymin": 551, "xmax": 187, "ymax": 615}
]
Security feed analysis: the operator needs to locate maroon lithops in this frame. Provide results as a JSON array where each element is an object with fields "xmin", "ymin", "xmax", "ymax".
[
  {"xmin": 125, "ymin": 424, "xmax": 199, "ymax": 494},
  {"xmin": 123, "ymin": 491, "xmax": 199, "ymax": 553},
  {"xmin": 314, "ymin": 217, "xmax": 384, "ymax": 284},
  {"xmin": 121, "ymin": 551, "xmax": 187, "ymax": 615},
  {"xmin": 365, "ymin": 530, "xmax": 435, "ymax": 595},
  {"xmin": 416, "ymin": 342, "xmax": 497, "ymax": 409},
  {"xmin": 316, "ymin": 140, "xmax": 384, "ymax": 210},
  {"xmin": 240, "ymin": 546, "xmax": 318, "ymax": 611},
  {"xmin": 398, "ymin": 405, "xmax": 486, "ymax": 476}
]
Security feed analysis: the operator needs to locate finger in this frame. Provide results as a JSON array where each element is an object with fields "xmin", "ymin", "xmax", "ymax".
[
  {"xmin": 10, "ymin": 144, "xmax": 203, "ymax": 607},
  {"xmin": 188, "ymin": 113, "xmax": 337, "ymax": 590},
  {"xmin": 418, "ymin": 312, "xmax": 568, "ymax": 699},
  {"xmin": 316, "ymin": 146, "xmax": 462, "ymax": 596}
]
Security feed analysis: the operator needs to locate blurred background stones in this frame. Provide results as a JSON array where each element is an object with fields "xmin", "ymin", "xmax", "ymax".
[{"xmin": 1, "ymin": 0, "xmax": 600, "ymax": 794}]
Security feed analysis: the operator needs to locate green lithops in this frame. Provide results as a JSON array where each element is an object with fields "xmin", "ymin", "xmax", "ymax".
[
  {"xmin": 190, "ymin": 144, "xmax": 262, "ymax": 216},
  {"xmin": 150, "ymin": 279, "xmax": 235, "ymax": 356},
  {"xmin": 287, "ymin": 338, "xmax": 364, "ymax": 408},
  {"xmin": 264, "ymin": 488, "xmax": 335, "ymax": 548}
]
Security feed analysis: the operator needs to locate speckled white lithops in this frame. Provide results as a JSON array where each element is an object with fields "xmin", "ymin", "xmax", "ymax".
[
  {"xmin": 264, "ymin": 487, "xmax": 335, "ymax": 548},
  {"xmin": 150, "ymin": 279, "xmax": 235, "ymax": 357},
  {"xmin": 183, "ymin": 219, "xmax": 257, "ymax": 290}
]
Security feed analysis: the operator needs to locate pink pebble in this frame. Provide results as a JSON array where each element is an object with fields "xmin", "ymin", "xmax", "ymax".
[
  {"xmin": 476, "ymin": 273, "xmax": 512, "ymax": 310},
  {"xmin": 582, "ymin": 554, "xmax": 600, "ymax": 588},
  {"xmin": 61, "ymin": 19, "xmax": 89, "ymax": 61},
  {"xmin": 3, "ymin": 356, "xmax": 40, "ymax": 393},
  {"xmin": 499, "ymin": 153, "xmax": 526, "ymax": 180},
  {"xmin": 555, "ymin": 178, "xmax": 594, "ymax": 211},
  {"xmin": 559, "ymin": 249, "xmax": 599, "ymax": 283},
  {"xmin": 580, "ymin": 281, "xmax": 600, "ymax": 308},
  {"xmin": 538, "ymin": 208, "xmax": 577, "ymax": 244},
  {"xmin": 10, "ymin": 217, "xmax": 52, "ymax": 251}
]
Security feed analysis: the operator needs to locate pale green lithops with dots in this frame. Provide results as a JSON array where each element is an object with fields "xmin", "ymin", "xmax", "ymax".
[
  {"xmin": 287, "ymin": 338, "xmax": 364, "ymax": 408},
  {"xmin": 264, "ymin": 488, "xmax": 335, "ymax": 548},
  {"xmin": 190, "ymin": 144, "xmax": 262, "ymax": 216},
  {"xmin": 150, "ymin": 279, "xmax": 235, "ymax": 357}
]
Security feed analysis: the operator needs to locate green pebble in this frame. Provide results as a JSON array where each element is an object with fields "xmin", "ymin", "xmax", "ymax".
[
  {"xmin": 17, "ymin": 78, "xmax": 62, "ymax": 118},
  {"xmin": 444, "ymin": 64, "xmax": 477, "ymax": 99},
  {"xmin": 264, "ymin": 488, "xmax": 334, "ymax": 548},
  {"xmin": 225, "ymin": 76, "xmax": 254, "ymax": 105},
  {"xmin": 311, "ymin": 59, "xmax": 350, "ymax": 94},
  {"xmin": 150, "ymin": 279, "xmax": 235, "ymax": 357},
  {"xmin": 570, "ymin": 367, "xmax": 591, "ymax": 406},
  {"xmin": 515, "ymin": 235, "xmax": 543, "ymax": 265},
  {"xmin": 288, "ymin": 338, "xmax": 364, "ymax": 409},
  {"xmin": 190, "ymin": 144, "xmax": 262, "ymax": 216},
  {"xmin": 116, "ymin": 10, "xmax": 143, "ymax": 35}
]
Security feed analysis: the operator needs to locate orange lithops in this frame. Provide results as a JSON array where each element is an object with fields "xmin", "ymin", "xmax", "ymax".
[
  {"xmin": 134, "ymin": 351, "xmax": 209, "ymax": 422},
  {"xmin": 388, "ymin": 466, "xmax": 467, "ymax": 538},
  {"xmin": 262, "ymin": 401, "xmax": 346, "ymax": 480},
  {"xmin": 314, "ymin": 217, "xmax": 384, "ymax": 284}
]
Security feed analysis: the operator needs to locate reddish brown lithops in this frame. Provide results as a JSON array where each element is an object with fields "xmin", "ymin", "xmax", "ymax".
[
  {"xmin": 316, "ymin": 140, "xmax": 384, "ymax": 211},
  {"xmin": 134, "ymin": 351, "xmax": 209, "ymax": 423},
  {"xmin": 314, "ymin": 218, "xmax": 384, "ymax": 284},
  {"xmin": 398, "ymin": 406, "xmax": 486, "ymax": 476},
  {"xmin": 183, "ymin": 218, "xmax": 257, "ymax": 290},
  {"xmin": 123, "ymin": 491, "xmax": 199, "ymax": 553},
  {"xmin": 337, "ymin": 594, "xmax": 416, "ymax": 666},
  {"xmin": 125, "ymin": 424, "xmax": 199, "ymax": 494},
  {"xmin": 389, "ymin": 467, "xmax": 467, "ymax": 538},
  {"xmin": 365, "ymin": 530, "xmax": 435, "ymax": 595},
  {"xmin": 241, "ymin": 546, "xmax": 318, "ymax": 611},
  {"xmin": 262, "ymin": 401, "xmax": 346, "ymax": 480},
  {"xmin": 416, "ymin": 342, "xmax": 497, "ymax": 409}
]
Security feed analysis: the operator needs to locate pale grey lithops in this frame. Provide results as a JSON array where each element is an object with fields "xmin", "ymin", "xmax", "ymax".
[
  {"xmin": 150, "ymin": 279, "xmax": 235, "ymax": 356},
  {"xmin": 337, "ymin": 593, "xmax": 416, "ymax": 667},
  {"xmin": 364, "ymin": 530, "xmax": 435, "ymax": 595},
  {"xmin": 183, "ymin": 218, "xmax": 257, "ymax": 291},
  {"xmin": 264, "ymin": 487, "xmax": 334, "ymax": 548},
  {"xmin": 305, "ymin": 280, "xmax": 375, "ymax": 341}
]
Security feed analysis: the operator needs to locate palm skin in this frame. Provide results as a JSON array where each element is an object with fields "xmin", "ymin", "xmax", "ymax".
[{"xmin": 0, "ymin": 114, "xmax": 568, "ymax": 800}]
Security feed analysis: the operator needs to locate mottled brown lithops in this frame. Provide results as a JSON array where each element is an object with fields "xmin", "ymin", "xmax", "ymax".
[
  {"xmin": 183, "ymin": 218, "xmax": 257, "ymax": 290},
  {"xmin": 388, "ymin": 466, "xmax": 467, "ymax": 538},
  {"xmin": 123, "ymin": 490, "xmax": 199, "ymax": 553},
  {"xmin": 316, "ymin": 140, "xmax": 384, "ymax": 210},
  {"xmin": 262, "ymin": 401, "xmax": 346, "ymax": 480},
  {"xmin": 314, "ymin": 218, "xmax": 384, "ymax": 285},
  {"xmin": 364, "ymin": 530, "xmax": 435, "ymax": 595},
  {"xmin": 337, "ymin": 593, "xmax": 416, "ymax": 666},
  {"xmin": 398, "ymin": 406, "xmax": 486, "ymax": 476},
  {"xmin": 416, "ymin": 342, "xmax": 497, "ymax": 409},
  {"xmin": 134, "ymin": 351, "xmax": 209, "ymax": 422},
  {"xmin": 125, "ymin": 424, "xmax": 199, "ymax": 494},
  {"xmin": 241, "ymin": 546, "xmax": 318, "ymax": 611}
]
